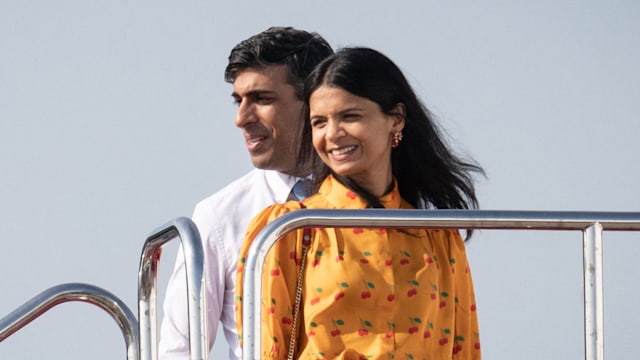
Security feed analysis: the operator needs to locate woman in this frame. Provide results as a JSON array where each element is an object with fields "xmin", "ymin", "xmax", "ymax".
[{"xmin": 236, "ymin": 47, "xmax": 484, "ymax": 359}]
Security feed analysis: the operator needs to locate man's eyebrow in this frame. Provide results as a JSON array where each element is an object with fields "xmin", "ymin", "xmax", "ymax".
[{"xmin": 230, "ymin": 89, "xmax": 276, "ymax": 98}]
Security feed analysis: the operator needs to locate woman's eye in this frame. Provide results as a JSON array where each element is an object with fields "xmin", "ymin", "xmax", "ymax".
[{"xmin": 311, "ymin": 119, "xmax": 326, "ymax": 128}]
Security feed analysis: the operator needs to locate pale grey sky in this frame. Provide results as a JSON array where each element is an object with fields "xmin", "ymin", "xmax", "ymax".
[{"xmin": 1, "ymin": 1, "xmax": 639, "ymax": 359}]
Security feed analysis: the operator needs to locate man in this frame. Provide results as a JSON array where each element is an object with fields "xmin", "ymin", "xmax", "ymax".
[{"xmin": 158, "ymin": 27, "xmax": 333, "ymax": 359}]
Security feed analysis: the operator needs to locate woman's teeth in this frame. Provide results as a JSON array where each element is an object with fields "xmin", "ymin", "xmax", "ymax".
[{"xmin": 331, "ymin": 146, "xmax": 356, "ymax": 155}]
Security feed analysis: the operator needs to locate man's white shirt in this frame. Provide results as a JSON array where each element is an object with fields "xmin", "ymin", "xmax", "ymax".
[{"xmin": 159, "ymin": 169, "xmax": 299, "ymax": 360}]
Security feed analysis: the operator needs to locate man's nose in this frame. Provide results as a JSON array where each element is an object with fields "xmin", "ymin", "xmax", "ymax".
[{"xmin": 234, "ymin": 101, "xmax": 256, "ymax": 128}]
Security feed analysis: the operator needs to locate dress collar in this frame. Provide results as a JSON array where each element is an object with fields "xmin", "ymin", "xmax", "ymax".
[{"xmin": 316, "ymin": 174, "xmax": 403, "ymax": 209}]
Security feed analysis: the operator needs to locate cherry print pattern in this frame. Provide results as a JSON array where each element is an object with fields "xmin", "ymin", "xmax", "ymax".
[{"xmin": 235, "ymin": 175, "xmax": 480, "ymax": 359}]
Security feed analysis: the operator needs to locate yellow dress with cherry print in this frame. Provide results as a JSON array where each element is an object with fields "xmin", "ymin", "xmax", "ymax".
[{"xmin": 236, "ymin": 175, "xmax": 481, "ymax": 359}]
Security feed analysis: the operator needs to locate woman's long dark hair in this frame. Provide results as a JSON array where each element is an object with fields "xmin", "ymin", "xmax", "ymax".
[{"xmin": 298, "ymin": 47, "xmax": 484, "ymax": 213}]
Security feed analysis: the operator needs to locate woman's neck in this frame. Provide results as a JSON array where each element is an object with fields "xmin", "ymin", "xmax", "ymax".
[{"xmin": 349, "ymin": 173, "xmax": 393, "ymax": 198}]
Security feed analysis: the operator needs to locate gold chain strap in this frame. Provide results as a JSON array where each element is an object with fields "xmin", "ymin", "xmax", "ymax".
[{"xmin": 287, "ymin": 227, "xmax": 311, "ymax": 360}]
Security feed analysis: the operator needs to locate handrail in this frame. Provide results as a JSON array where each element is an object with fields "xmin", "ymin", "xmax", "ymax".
[
  {"xmin": 0, "ymin": 282, "xmax": 139, "ymax": 360},
  {"xmin": 138, "ymin": 216, "xmax": 207, "ymax": 360},
  {"xmin": 242, "ymin": 209, "xmax": 640, "ymax": 360}
]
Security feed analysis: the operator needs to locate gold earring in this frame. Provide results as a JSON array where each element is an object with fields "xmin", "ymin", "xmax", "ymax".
[{"xmin": 392, "ymin": 131, "xmax": 403, "ymax": 148}]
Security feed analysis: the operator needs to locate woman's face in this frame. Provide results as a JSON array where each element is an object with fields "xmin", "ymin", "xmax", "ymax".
[{"xmin": 309, "ymin": 85, "xmax": 404, "ymax": 196}]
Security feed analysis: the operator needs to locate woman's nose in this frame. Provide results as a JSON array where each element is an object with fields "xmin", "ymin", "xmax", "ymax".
[{"xmin": 325, "ymin": 120, "xmax": 344, "ymax": 141}]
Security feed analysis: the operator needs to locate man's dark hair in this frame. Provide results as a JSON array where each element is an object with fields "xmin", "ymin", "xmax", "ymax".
[{"xmin": 224, "ymin": 26, "xmax": 333, "ymax": 99}]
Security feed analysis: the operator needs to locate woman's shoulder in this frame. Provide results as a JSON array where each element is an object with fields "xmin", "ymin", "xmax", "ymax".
[
  {"xmin": 252, "ymin": 200, "xmax": 307, "ymax": 223},
  {"xmin": 243, "ymin": 201, "xmax": 308, "ymax": 251}
]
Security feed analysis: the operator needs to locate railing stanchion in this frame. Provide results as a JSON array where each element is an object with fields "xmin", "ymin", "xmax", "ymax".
[
  {"xmin": 139, "ymin": 217, "xmax": 208, "ymax": 360},
  {"xmin": 583, "ymin": 222, "xmax": 604, "ymax": 360}
]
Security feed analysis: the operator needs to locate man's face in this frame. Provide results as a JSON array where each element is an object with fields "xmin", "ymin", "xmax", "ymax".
[{"xmin": 232, "ymin": 65, "xmax": 303, "ymax": 174}]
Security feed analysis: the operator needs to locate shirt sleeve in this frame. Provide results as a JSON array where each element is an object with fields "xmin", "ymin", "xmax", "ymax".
[
  {"xmin": 158, "ymin": 202, "xmax": 226, "ymax": 359},
  {"xmin": 235, "ymin": 201, "xmax": 306, "ymax": 358}
]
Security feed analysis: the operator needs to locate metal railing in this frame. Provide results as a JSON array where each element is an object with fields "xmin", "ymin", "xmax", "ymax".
[
  {"xmin": 0, "ymin": 216, "xmax": 207, "ymax": 360},
  {"xmin": 241, "ymin": 209, "xmax": 640, "ymax": 360},
  {"xmin": 138, "ymin": 216, "xmax": 208, "ymax": 360},
  {"xmin": 3, "ymin": 210, "xmax": 638, "ymax": 359},
  {"xmin": 0, "ymin": 282, "xmax": 139, "ymax": 360}
]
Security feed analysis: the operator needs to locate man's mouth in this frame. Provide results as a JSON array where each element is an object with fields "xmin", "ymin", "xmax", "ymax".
[{"xmin": 246, "ymin": 135, "xmax": 268, "ymax": 152}]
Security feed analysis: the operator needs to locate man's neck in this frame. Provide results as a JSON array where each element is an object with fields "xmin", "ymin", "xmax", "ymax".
[{"xmin": 279, "ymin": 162, "xmax": 312, "ymax": 178}]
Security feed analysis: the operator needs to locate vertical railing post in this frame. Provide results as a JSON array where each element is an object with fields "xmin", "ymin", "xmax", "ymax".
[
  {"xmin": 138, "ymin": 217, "xmax": 208, "ymax": 360},
  {"xmin": 583, "ymin": 222, "xmax": 604, "ymax": 360}
]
